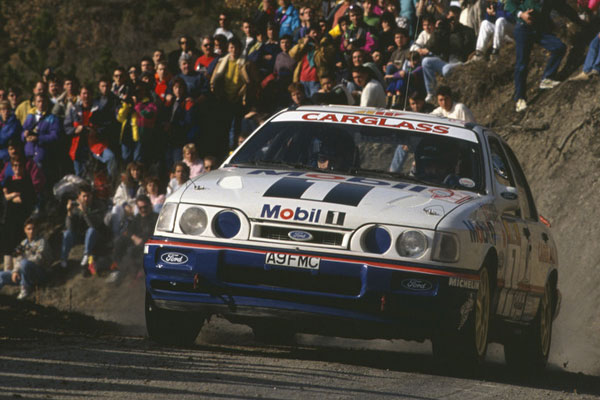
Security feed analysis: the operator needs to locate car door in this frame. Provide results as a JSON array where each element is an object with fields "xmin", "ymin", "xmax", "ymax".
[{"xmin": 487, "ymin": 136, "xmax": 531, "ymax": 320}]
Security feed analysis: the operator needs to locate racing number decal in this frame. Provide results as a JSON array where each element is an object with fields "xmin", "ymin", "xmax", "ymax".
[{"xmin": 264, "ymin": 177, "xmax": 373, "ymax": 207}]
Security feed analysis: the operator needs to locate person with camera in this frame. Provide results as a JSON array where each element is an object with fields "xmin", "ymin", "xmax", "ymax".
[
  {"xmin": 472, "ymin": 1, "xmax": 516, "ymax": 61},
  {"xmin": 505, "ymin": 0, "xmax": 580, "ymax": 112}
]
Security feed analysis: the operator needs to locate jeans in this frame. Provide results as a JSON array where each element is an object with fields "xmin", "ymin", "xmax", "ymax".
[
  {"xmin": 422, "ymin": 56, "xmax": 461, "ymax": 96},
  {"xmin": 61, "ymin": 227, "xmax": 98, "ymax": 261},
  {"xmin": 93, "ymin": 148, "xmax": 117, "ymax": 179},
  {"xmin": 583, "ymin": 34, "xmax": 600, "ymax": 74},
  {"xmin": 0, "ymin": 260, "xmax": 46, "ymax": 290},
  {"xmin": 514, "ymin": 23, "xmax": 566, "ymax": 101},
  {"xmin": 476, "ymin": 18, "xmax": 514, "ymax": 52},
  {"xmin": 121, "ymin": 141, "xmax": 141, "ymax": 164},
  {"xmin": 300, "ymin": 80, "xmax": 321, "ymax": 98}
]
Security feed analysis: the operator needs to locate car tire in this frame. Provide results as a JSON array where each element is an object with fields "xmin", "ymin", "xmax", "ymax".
[
  {"xmin": 432, "ymin": 265, "xmax": 491, "ymax": 368},
  {"xmin": 503, "ymin": 281, "xmax": 553, "ymax": 372},
  {"xmin": 252, "ymin": 322, "xmax": 296, "ymax": 345},
  {"xmin": 145, "ymin": 292, "xmax": 205, "ymax": 346}
]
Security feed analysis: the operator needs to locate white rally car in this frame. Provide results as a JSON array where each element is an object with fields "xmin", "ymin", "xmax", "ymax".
[{"xmin": 144, "ymin": 105, "xmax": 559, "ymax": 368}]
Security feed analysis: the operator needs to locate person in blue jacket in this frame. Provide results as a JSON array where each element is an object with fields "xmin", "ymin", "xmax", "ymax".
[
  {"xmin": 0, "ymin": 100, "xmax": 22, "ymax": 164},
  {"xmin": 276, "ymin": 0, "xmax": 301, "ymax": 39}
]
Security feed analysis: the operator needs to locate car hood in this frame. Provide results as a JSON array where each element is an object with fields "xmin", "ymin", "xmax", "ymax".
[{"xmin": 178, "ymin": 167, "xmax": 477, "ymax": 230}]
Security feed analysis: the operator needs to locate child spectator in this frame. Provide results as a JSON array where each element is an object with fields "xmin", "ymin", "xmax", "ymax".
[
  {"xmin": 182, "ymin": 143, "xmax": 205, "ymax": 178},
  {"xmin": 106, "ymin": 161, "xmax": 145, "ymax": 236},
  {"xmin": 0, "ymin": 218, "xmax": 51, "ymax": 299},
  {"xmin": 167, "ymin": 161, "xmax": 190, "ymax": 196},
  {"xmin": 288, "ymin": 82, "xmax": 311, "ymax": 108},
  {"xmin": 144, "ymin": 176, "xmax": 165, "ymax": 213},
  {"xmin": 203, "ymin": 156, "xmax": 217, "ymax": 173}
]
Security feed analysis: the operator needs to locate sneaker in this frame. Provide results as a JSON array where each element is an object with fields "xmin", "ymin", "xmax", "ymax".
[
  {"xmin": 470, "ymin": 50, "xmax": 484, "ymax": 62},
  {"xmin": 589, "ymin": 69, "xmax": 599, "ymax": 77},
  {"xmin": 87, "ymin": 256, "xmax": 97, "ymax": 276},
  {"xmin": 515, "ymin": 99, "xmax": 527, "ymax": 112},
  {"xmin": 60, "ymin": 259, "xmax": 68, "ymax": 269},
  {"xmin": 106, "ymin": 270, "xmax": 121, "ymax": 284},
  {"xmin": 17, "ymin": 286, "xmax": 30, "ymax": 300},
  {"xmin": 539, "ymin": 78, "xmax": 560, "ymax": 89},
  {"xmin": 425, "ymin": 93, "xmax": 435, "ymax": 104},
  {"xmin": 569, "ymin": 71, "xmax": 589, "ymax": 81},
  {"xmin": 80, "ymin": 254, "xmax": 90, "ymax": 267}
]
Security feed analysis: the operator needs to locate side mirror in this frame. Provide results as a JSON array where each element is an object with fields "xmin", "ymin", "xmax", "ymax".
[{"xmin": 497, "ymin": 185, "xmax": 519, "ymax": 212}]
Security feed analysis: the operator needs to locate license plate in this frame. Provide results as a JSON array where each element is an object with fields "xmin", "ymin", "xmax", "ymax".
[{"xmin": 265, "ymin": 252, "xmax": 320, "ymax": 270}]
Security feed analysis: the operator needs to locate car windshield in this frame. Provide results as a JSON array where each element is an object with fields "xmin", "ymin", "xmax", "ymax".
[{"xmin": 227, "ymin": 118, "xmax": 484, "ymax": 192}]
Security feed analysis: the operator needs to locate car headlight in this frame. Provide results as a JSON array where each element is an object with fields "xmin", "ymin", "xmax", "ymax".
[
  {"xmin": 363, "ymin": 226, "xmax": 392, "ymax": 254},
  {"xmin": 213, "ymin": 210, "xmax": 241, "ymax": 238},
  {"xmin": 397, "ymin": 230, "xmax": 428, "ymax": 258},
  {"xmin": 156, "ymin": 203, "xmax": 178, "ymax": 232},
  {"xmin": 179, "ymin": 207, "xmax": 208, "ymax": 235},
  {"xmin": 432, "ymin": 232, "xmax": 459, "ymax": 262}
]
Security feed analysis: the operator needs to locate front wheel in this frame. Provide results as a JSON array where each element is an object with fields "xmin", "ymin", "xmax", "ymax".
[
  {"xmin": 145, "ymin": 293, "xmax": 205, "ymax": 346},
  {"xmin": 504, "ymin": 281, "xmax": 553, "ymax": 372}
]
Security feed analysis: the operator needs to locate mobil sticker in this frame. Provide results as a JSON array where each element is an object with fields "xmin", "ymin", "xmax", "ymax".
[{"xmin": 261, "ymin": 204, "xmax": 346, "ymax": 226}]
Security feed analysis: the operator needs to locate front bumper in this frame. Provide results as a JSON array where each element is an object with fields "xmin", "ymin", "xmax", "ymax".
[{"xmin": 144, "ymin": 237, "xmax": 480, "ymax": 340}]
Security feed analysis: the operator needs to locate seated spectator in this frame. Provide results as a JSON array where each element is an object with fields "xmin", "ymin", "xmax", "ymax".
[
  {"xmin": 144, "ymin": 176, "xmax": 165, "ymax": 213},
  {"xmin": 362, "ymin": 0, "xmax": 381, "ymax": 30},
  {"xmin": 407, "ymin": 90, "xmax": 435, "ymax": 113},
  {"xmin": 472, "ymin": 1, "xmax": 515, "ymax": 61},
  {"xmin": 384, "ymin": 29, "xmax": 411, "ymax": 94},
  {"xmin": 352, "ymin": 66, "xmax": 386, "ymax": 108},
  {"xmin": 0, "ymin": 100, "xmax": 22, "ymax": 164},
  {"xmin": 387, "ymin": 51, "xmax": 426, "ymax": 108},
  {"xmin": 416, "ymin": 0, "xmax": 449, "ymax": 21},
  {"xmin": 379, "ymin": 12, "xmax": 399, "ymax": 61},
  {"xmin": 182, "ymin": 143, "xmax": 205, "ymax": 178},
  {"xmin": 0, "ymin": 139, "xmax": 46, "ymax": 195},
  {"xmin": 570, "ymin": 32, "xmax": 600, "ymax": 81},
  {"xmin": 1, "ymin": 157, "xmax": 36, "ymax": 273},
  {"xmin": 422, "ymin": 7, "xmax": 476, "ymax": 103},
  {"xmin": 385, "ymin": 0, "xmax": 410, "ymax": 32},
  {"xmin": 61, "ymin": 184, "xmax": 106, "ymax": 275},
  {"xmin": 276, "ymin": 0, "xmax": 301, "ymax": 38},
  {"xmin": 203, "ymin": 155, "xmax": 217, "ymax": 173},
  {"xmin": 22, "ymin": 95, "xmax": 60, "ymax": 173},
  {"xmin": 311, "ymin": 75, "xmax": 349, "ymax": 105},
  {"xmin": 107, "ymin": 194, "xmax": 158, "ymax": 283},
  {"xmin": 288, "ymin": 82, "xmax": 312, "ymax": 109},
  {"xmin": 106, "ymin": 161, "xmax": 145, "ymax": 237},
  {"xmin": 410, "ymin": 15, "xmax": 435, "ymax": 56},
  {"xmin": 167, "ymin": 161, "xmax": 190, "ymax": 196},
  {"xmin": 0, "ymin": 218, "xmax": 51, "ymax": 299},
  {"xmin": 430, "ymin": 85, "xmax": 475, "ymax": 122},
  {"xmin": 341, "ymin": 5, "xmax": 378, "ymax": 54}
]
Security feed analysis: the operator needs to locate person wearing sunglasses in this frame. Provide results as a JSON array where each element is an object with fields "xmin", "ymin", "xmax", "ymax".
[{"xmin": 214, "ymin": 13, "xmax": 234, "ymax": 40}]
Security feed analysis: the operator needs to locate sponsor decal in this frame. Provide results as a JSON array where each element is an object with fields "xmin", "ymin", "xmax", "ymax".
[
  {"xmin": 463, "ymin": 220, "xmax": 497, "ymax": 245},
  {"xmin": 288, "ymin": 230, "xmax": 313, "ymax": 241},
  {"xmin": 160, "ymin": 252, "xmax": 188, "ymax": 264},
  {"xmin": 448, "ymin": 276, "xmax": 480, "ymax": 290},
  {"xmin": 261, "ymin": 204, "xmax": 346, "ymax": 226},
  {"xmin": 429, "ymin": 188, "xmax": 473, "ymax": 204},
  {"xmin": 538, "ymin": 243, "xmax": 557, "ymax": 264},
  {"xmin": 459, "ymin": 177, "xmax": 476, "ymax": 188},
  {"xmin": 265, "ymin": 252, "xmax": 320, "ymax": 269},
  {"xmin": 501, "ymin": 191, "xmax": 518, "ymax": 200},
  {"xmin": 400, "ymin": 278, "xmax": 433, "ymax": 291}
]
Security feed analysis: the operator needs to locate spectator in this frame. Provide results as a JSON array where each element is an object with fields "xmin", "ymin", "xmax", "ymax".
[
  {"xmin": 111, "ymin": 67, "xmax": 132, "ymax": 102},
  {"xmin": 106, "ymin": 161, "xmax": 145, "ymax": 236},
  {"xmin": 410, "ymin": 15, "xmax": 435, "ymax": 56},
  {"xmin": 346, "ymin": 49, "xmax": 384, "ymax": 100},
  {"xmin": 165, "ymin": 77, "xmax": 200, "ymax": 169},
  {"xmin": 107, "ymin": 194, "xmax": 158, "ymax": 283},
  {"xmin": 384, "ymin": 29, "xmax": 411, "ymax": 95},
  {"xmin": 570, "ymin": 32, "xmax": 600, "ymax": 81},
  {"xmin": 0, "ymin": 218, "xmax": 51, "ymax": 299},
  {"xmin": 140, "ymin": 56, "xmax": 155, "ymax": 75},
  {"xmin": 154, "ymin": 61, "xmax": 171, "ymax": 104},
  {"xmin": 472, "ymin": 1, "xmax": 515, "ymax": 61},
  {"xmin": 15, "ymin": 81, "xmax": 46, "ymax": 125},
  {"xmin": 195, "ymin": 36, "xmax": 217, "ymax": 76},
  {"xmin": 274, "ymin": 34, "xmax": 295, "ymax": 86},
  {"xmin": 255, "ymin": 0, "xmax": 277, "ymax": 31},
  {"xmin": 352, "ymin": 66, "xmax": 386, "ymax": 107},
  {"xmin": 276, "ymin": 0, "xmax": 301, "ymax": 38},
  {"xmin": 144, "ymin": 176, "xmax": 165, "ymax": 212},
  {"xmin": 127, "ymin": 64, "xmax": 140, "ymax": 87},
  {"xmin": 0, "ymin": 100, "xmax": 22, "ymax": 164},
  {"xmin": 328, "ymin": 0, "xmax": 354, "ymax": 33},
  {"xmin": 288, "ymin": 82, "xmax": 311, "ymax": 108},
  {"xmin": 430, "ymin": 85, "xmax": 475, "ymax": 122},
  {"xmin": 214, "ymin": 34, "xmax": 229, "ymax": 57},
  {"xmin": 249, "ymin": 23, "xmax": 282, "ymax": 79},
  {"xmin": 52, "ymin": 76, "xmax": 79, "ymax": 119},
  {"xmin": 214, "ymin": 13, "xmax": 234, "ymax": 41},
  {"xmin": 422, "ymin": 7, "xmax": 476, "ymax": 103},
  {"xmin": 1, "ymin": 157, "xmax": 36, "ymax": 273},
  {"xmin": 133, "ymin": 83, "xmax": 159, "ymax": 168},
  {"xmin": 293, "ymin": 5, "xmax": 314, "ymax": 42},
  {"xmin": 379, "ymin": 12, "xmax": 399, "ymax": 60},
  {"xmin": 203, "ymin": 155, "xmax": 217, "ymax": 172},
  {"xmin": 61, "ymin": 184, "xmax": 105, "ymax": 274},
  {"xmin": 385, "ymin": 1, "xmax": 410, "ymax": 31},
  {"xmin": 152, "ymin": 49, "xmax": 166, "ymax": 69},
  {"xmin": 7, "ymin": 88, "xmax": 20, "ymax": 112},
  {"xmin": 22, "ymin": 95, "xmax": 60, "ymax": 172},
  {"xmin": 290, "ymin": 24, "xmax": 336, "ymax": 98},
  {"xmin": 182, "ymin": 143, "xmax": 205, "ymax": 178},
  {"xmin": 174, "ymin": 53, "xmax": 210, "ymax": 101},
  {"xmin": 386, "ymin": 51, "xmax": 425, "ymax": 108},
  {"xmin": 0, "ymin": 139, "xmax": 45, "ymax": 195},
  {"xmin": 242, "ymin": 19, "xmax": 257, "ymax": 58},
  {"xmin": 416, "ymin": 0, "xmax": 449, "ymax": 21},
  {"xmin": 167, "ymin": 35, "xmax": 199, "ymax": 75},
  {"xmin": 400, "ymin": 0, "xmax": 419, "ymax": 35},
  {"xmin": 362, "ymin": 0, "xmax": 381, "ymax": 29},
  {"xmin": 505, "ymin": 0, "xmax": 569, "ymax": 112},
  {"xmin": 342, "ymin": 5, "xmax": 378, "ymax": 54},
  {"xmin": 167, "ymin": 161, "xmax": 190, "ymax": 196},
  {"xmin": 311, "ymin": 75, "xmax": 349, "ymax": 105},
  {"xmin": 408, "ymin": 90, "xmax": 435, "ymax": 113},
  {"xmin": 48, "ymin": 76, "xmax": 62, "ymax": 107}
]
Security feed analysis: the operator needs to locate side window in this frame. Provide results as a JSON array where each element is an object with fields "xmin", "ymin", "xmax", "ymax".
[
  {"xmin": 487, "ymin": 137, "xmax": 515, "ymax": 188},
  {"xmin": 502, "ymin": 143, "xmax": 538, "ymax": 221}
]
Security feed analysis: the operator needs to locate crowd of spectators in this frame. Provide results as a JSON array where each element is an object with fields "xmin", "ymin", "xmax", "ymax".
[{"xmin": 0, "ymin": 0, "xmax": 594, "ymax": 299}]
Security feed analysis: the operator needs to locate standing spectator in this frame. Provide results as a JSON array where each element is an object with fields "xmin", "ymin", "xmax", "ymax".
[
  {"xmin": 195, "ymin": 36, "xmax": 217, "ymax": 76},
  {"xmin": 274, "ymin": 34, "xmax": 295, "ymax": 86},
  {"xmin": 152, "ymin": 49, "xmax": 166, "ymax": 69},
  {"xmin": 422, "ymin": 7, "xmax": 476, "ymax": 103},
  {"xmin": 60, "ymin": 184, "xmax": 106, "ymax": 273},
  {"xmin": 505, "ymin": 0, "xmax": 568, "ymax": 112},
  {"xmin": 352, "ymin": 66, "xmax": 386, "ymax": 107},
  {"xmin": 400, "ymin": 0, "xmax": 419, "ymax": 35},
  {"xmin": 133, "ymin": 83, "xmax": 159, "ymax": 168},
  {"xmin": 52, "ymin": 76, "xmax": 79, "ymax": 119},
  {"xmin": 276, "ymin": 0, "xmax": 301, "ymax": 38},
  {"xmin": 182, "ymin": 143, "xmax": 205, "ymax": 178},
  {"xmin": 472, "ymin": 1, "xmax": 515, "ymax": 61},
  {"xmin": 167, "ymin": 35, "xmax": 199, "ymax": 75},
  {"xmin": 48, "ymin": 76, "xmax": 62, "ymax": 107},
  {"xmin": 22, "ymin": 95, "xmax": 60, "ymax": 172},
  {"xmin": 0, "ymin": 101, "xmax": 22, "ymax": 164},
  {"xmin": 255, "ymin": 0, "xmax": 277, "ymax": 31},
  {"xmin": 111, "ymin": 67, "xmax": 132, "ymax": 102},
  {"xmin": 416, "ymin": 0, "xmax": 449, "ymax": 21},
  {"xmin": 293, "ymin": 5, "xmax": 314, "ymax": 42},
  {"xmin": 167, "ymin": 161, "xmax": 190, "ymax": 196},
  {"xmin": 570, "ymin": 32, "xmax": 600, "ymax": 80},
  {"xmin": 430, "ymin": 85, "xmax": 475, "ymax": 122},
  {"xmin": 290, "ymin": 24, "xmax": 336, "ymax": 98},
  {"xmin": 1, "ymin": 157, "xmax": 36, "ymax": 273},
  {"xmin": 214, "ymin": 13, "xmax": 234, "ymax": 40},
  {"xmin": 7, "ymin": 88, "xmax": 20, "ymax": 112},
  {"xmin": 214, "ymin": 34, "xmax": 229, "ymax": 57},
  {"xmin": 107, "ymin": 194, "xmax": 158, "ymax": 283},
  {"xmin": 94, "ymin": 77, "xmax": 120, "ymax": 152},
  {"xmin": 165, "ymin": 78, "xmax": 200, "ymax": 169},
  {"xmin": 144, "ymin": 176, "xmax": 165, "ymax": 212},
  {"xmin": 127, "ymin": 64, "xmax": 140, "ymax": 87},
  {"xmin": 0, "ymin": 218, "xmax": 51, "ymax": 299},
  {"xmin": 154, "ymin": 61, "xmax": 171, "ymax": 104},
  {"xmin": 140, "ymin": 56, "xmax": 155, "ymax": 75},
  {"xmin": 15, "ymin": 81, "xmax": 46, "ymax": 125},
  {"xmin": 385, "ymin": 1, "xmax": 410, "ymax": 31},
  {"xmin": 242, "ymin": 19, "xmax": 257, "ymax": 58},
  {"xmin": 173, "ymin": 54, "xmax": 210, "ymax": 101}
]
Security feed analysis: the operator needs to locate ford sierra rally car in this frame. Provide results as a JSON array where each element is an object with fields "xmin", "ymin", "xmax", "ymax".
[{"xmin": 144, "ymin": 105, "xmax": 560, "ymax": 369}]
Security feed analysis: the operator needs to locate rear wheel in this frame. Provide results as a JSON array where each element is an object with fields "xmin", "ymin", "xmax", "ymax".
[
  {"xmin": 145, "ymin": 293, "xmax": 205, "ymax": 346},
  {"xmin": 432, "ymin": 266, "xmax": 491, "ymax": 367},
  {"xmin": 504, "ymin": 281, "xmax": 553, "ymax": 372}
]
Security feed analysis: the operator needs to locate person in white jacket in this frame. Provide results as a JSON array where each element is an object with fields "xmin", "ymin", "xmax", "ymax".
[
  {"xmin": 430, "ymin": 85, "xmax": 475, "ymax": 122},
  {"xmin": 352, "ymin": 66, "xmax": 386, "ymax": 108}
]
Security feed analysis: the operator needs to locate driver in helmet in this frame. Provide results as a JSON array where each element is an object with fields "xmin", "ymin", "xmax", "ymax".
[{"xmin": 414, "ymin": 139, "xmax": 460, "ymax": 186}]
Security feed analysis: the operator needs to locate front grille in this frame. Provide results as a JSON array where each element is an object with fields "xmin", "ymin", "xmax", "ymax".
[
  {"xmin": 256, "ymin": 225, "xmax": 344, "ymax": 246},
  {"xmin": 218, "ymin": 264, "xmax": 362, "ymax": 296}
]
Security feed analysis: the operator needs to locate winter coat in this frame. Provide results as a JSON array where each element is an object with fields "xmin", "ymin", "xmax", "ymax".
[
  {"xmin": 0, "ymin": 114, "xmax": 22, "ymax": 162},
  {"xmin": 290, "ymin": 36, "xmax": 336, "ymax": 83},
  {"xmin": 21, "ymin": 111, "xmax": 60, "ymax": 167}
]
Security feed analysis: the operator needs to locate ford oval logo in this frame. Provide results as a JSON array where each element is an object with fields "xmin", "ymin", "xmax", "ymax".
[
  {"xmin": 401, "ymin": 278, "xmax": 433, "ymax": 291},
  {"xmin": 288, "ymin": 230, "xmax": 313, "ymax": 242},
  {"xmin": 160, "ymin": 252, "xmax": 189, "ymax": 264}
]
